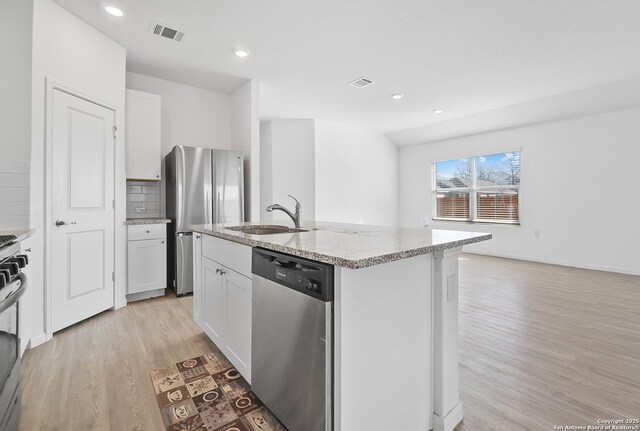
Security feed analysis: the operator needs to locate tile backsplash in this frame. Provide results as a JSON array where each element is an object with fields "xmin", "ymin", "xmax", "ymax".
[
  {"xmin": 0, "ymin": 160, "xmax": 30, "ymax": 229},
  {"xmin": 126, "ymin": 180, "xmax": 160, "ymax": 219}
]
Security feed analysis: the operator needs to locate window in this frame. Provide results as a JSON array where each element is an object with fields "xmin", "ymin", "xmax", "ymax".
[{"xmin": 433, "ymin": 151, "xmax": 520, "ymax": 224}]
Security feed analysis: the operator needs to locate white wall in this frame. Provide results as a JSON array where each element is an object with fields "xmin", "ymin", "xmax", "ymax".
[
  {"xmin": 231, "ymin": 81, "xmax": 260, "ymax": 221},
  {"xmin": 0, "ymin": 0, "xmax": 32, "ymax": 231},
  {"xmin": 398, "ymin": 108, "xmax": 640, "ymax": 275},
  {"xmin": 0, "ymin": 0, "xmax": 32, "ymax": 162},
  {"xmin": 126, "ymin": 72, "xmax": 232, "ymax": 155},
  {"xmin": 315, "ymin": 121, "xmax": 399, "ymax": 226},
  {"xmin": 260, "ymin": 120, "xmax": 316, "ymax": 222},
  {"xmin": 30, "ymin": 0, "xmax": 127, "ymax": 345}
]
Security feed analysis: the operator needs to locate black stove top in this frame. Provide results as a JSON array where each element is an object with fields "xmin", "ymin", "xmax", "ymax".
[{"xmin": 0, "ymin": 235, "xmax": 17, "ymax": 248}]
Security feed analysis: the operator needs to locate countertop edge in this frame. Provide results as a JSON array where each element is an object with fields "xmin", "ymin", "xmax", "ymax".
[
  {"xmin": 123, "ymin": 219, "xmax": 172, "ymax": 225},
  {"xmin": 0, "ymin": 229, "xmax": 35, "ymax": 243},
  {"xmin": 191, "ymin": 225, "xmax": 492, "ymax": 269}
]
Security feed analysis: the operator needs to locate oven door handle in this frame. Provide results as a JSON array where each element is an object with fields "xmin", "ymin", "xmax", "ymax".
[{"xmin": 0, "ymin": 273, "xmax": 27, "ymax": 313}]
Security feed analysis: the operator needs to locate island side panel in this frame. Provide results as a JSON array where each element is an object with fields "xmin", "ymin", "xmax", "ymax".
[
  {"xmin": 432, "ymin": 247, "xmax": 464, "ymax": 431},
  {"xmin": 334, "ymin": 254, "xmax": 432, "ymax": 431}
]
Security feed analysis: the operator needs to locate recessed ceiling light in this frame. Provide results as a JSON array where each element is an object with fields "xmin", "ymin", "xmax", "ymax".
[
  {"xmin": 433, "ymin": 108, "xmax": 444, "ymax": 114},
  {"xmin": 234, "ymin": 49, "xmax": 250, "ymax": 58},
  {"xmin": 391, "ymin": 94, "xmax": 404, "ymax": 100},
  {"xmin": 104, "ymin": 6, "xmax": 124, "ymax": 17}
]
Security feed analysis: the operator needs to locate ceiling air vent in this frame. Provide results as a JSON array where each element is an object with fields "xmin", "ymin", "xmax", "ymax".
[
  {"xmin": 151, "ymin": 22, "xmax": 185, "ymax": 42},
  {"xmin": 348, "ymin": 77, "xmax": 374, "ymax": 88}
]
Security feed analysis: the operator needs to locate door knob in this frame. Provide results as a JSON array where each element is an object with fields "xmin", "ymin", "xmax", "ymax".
[{"xmin": 55, "ymin": 219, "xmax": 77, "ymax": 227}]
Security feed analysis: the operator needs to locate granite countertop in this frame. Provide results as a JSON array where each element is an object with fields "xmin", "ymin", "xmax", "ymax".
[
  {"xmin": 0, "ymin": 229, "xmax": 35, "ymax": 242},
  {"xmin": 124, "ymin": 218, "xmax": 171, "ymax": 225},
  {"xmin": 191, "ymin": 221, "xmax": 492, "ymax": 269}
]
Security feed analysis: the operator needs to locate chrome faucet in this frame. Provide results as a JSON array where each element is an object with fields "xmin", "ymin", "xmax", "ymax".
[{"xmin": 266, "ymin": 195, "xmax": 302, "ymax": 228}]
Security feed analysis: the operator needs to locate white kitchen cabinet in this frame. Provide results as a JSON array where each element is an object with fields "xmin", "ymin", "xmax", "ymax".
[
  {"xmin": 194, "ymin": 234, "xmax": 252, "ymax": 382},
  {"xmin": 127, "ymin": 224, "xmax": 166, "ymax": 300},
  {"xmin": 125, "ymin": 89, "xmax": 161, "ymax": 180},
  {"xmin": 220, "ymin": 267, "xmax": 252, "ymax": 378},
  {"xmin": 201, "ymin": 256, "xmax": 224, "ymax": 345}
]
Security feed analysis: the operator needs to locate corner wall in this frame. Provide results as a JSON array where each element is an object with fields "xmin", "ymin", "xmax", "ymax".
[
  {"xmin": 125, "ymin": 72, "xmax": 232, "ymax": 155},
  {"xmin": 260, "ymin": 120, "xmax": 316, "ymax": 222},
  {"xmin": 398, "ymin": 108, "xmax": 640, "ymax": 275},
  {"xmin": 315, "ymin": 121, "xmax": 399, "ymax": 226},
  {"xmin": 0, "ymin": 0, "xmax": 33, "ymax": 231},
  {"xmin": 231, "ymin": 81, "xmax": 260, "ymax": 221}
]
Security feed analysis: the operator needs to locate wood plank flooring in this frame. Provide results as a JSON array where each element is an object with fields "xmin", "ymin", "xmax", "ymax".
[
  {"xmin": 456, "ymin": 254, "xmax": 640, "ymax": 430},
  {"xmin": 20, "ymin": 292, "xmax": 217, "ymax": 431},
  {"xmin": 19, "ymin": 255, "xmax": 640, "ymax": 430}
]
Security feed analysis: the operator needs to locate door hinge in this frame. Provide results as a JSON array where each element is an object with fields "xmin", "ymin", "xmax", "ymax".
[
  {"xmin": 112, "ymin": 272, "xmax": 115, "ymax": 282},
  {"xmin": 113, "ymin": 125, "xmax": 117, "ymax": 139}
]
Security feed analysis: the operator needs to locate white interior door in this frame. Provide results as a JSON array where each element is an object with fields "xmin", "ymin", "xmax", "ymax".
[{"xmin": 51, "ymin": 89, "xmax": 115, "ymax": 333}]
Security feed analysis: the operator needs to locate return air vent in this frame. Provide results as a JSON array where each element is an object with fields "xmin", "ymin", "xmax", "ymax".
[
  {"xmin": 151, "ymin": 22, "xmax": 185, "ymax": 42},
  {"xmin": 348, "ymin": 77, "xmax": 374, "ymax": 88}
]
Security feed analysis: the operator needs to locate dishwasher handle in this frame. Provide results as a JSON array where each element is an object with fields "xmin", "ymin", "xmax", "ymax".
[
  {"xmin": 252, "ymin": 248, "xmax": 334, "ymax": 302},
  {"xmin": 254, "ymin": 250, "xmax": 320, "ymax": 272}
]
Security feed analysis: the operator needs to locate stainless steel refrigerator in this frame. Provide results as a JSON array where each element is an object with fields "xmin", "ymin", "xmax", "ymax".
[{"xmin": 165, "ymin": 146, "xmax": 244, "ymax": 295}]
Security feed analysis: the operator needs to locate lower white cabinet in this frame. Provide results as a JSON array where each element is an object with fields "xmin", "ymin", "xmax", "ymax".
[
  {"xmin": 201, "ymin": 257, "xmax": 224, "ymax": 345},
  {"xmin": 127, "ymin": 224, "xmax": 167, "ymax": 299},
  {"xmin": 194, "ymin": 234, "xmax": 252, "ymax": 383}
]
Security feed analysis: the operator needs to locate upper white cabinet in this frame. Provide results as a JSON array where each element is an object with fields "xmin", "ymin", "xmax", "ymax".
[{"xmin": 125, "ymin": 89, "xmax": 161, "ymax": 180}]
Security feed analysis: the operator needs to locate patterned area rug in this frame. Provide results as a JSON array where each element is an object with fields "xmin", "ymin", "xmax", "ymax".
[{"xmin": 150, "ymin": 352, "xmax": 288, "ymax": 431}]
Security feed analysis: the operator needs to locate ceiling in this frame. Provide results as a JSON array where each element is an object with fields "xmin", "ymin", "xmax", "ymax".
[{"xmin": 53, "ymin": 0, "xmax": 640, "ymax": 138}]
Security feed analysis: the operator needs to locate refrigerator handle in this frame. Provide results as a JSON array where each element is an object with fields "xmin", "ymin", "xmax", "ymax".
[
  {"xmin": 206, "ymin": 186, "xmax": 212, "ymax": 225},
  {"xmin": 205, "ymin": 149, "xmax": 214, "ymax": 225}
]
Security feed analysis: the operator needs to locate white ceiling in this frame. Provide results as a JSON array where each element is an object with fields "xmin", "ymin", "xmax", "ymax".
[{"xmin": 53, "ymin": 0, "xmax": 640, "ymax": 138}]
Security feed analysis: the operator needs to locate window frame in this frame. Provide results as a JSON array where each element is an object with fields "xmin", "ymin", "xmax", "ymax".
[{"xmin": 432, "ymin": 151, "xmax": 521, "ymax": 225}]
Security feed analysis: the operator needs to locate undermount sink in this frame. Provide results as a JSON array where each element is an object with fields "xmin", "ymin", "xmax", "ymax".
[{"xmin": 225, "ymin": 225, "xmax": 309, "ymax": 235}]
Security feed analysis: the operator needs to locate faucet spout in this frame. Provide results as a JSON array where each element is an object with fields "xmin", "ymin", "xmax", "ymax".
[{"xmin": 265, "ymin": 195, "xmax": 302, "ymax": 228}]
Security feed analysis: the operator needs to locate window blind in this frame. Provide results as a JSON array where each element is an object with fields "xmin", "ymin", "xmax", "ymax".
[{"xmin": 433, "ymin": 151, "xmax": 521, "ymax": 224}]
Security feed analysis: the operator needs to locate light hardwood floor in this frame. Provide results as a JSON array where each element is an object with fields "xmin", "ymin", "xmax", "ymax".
[
  {"xmin": 456, "ymin": 254, "xmax": 640, "ymax": 430},
  {"xmin": 19, "ymin": 255, "xmax": 640, "ymax": 430},
  {"xmin": 20, "ymin": 292, "xmax": 216, "ymax": 431}
]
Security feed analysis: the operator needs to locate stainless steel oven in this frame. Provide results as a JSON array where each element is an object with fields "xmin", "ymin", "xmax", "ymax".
[{"xmin": 0, "ymin": 236, "xmax": 29, "ymax": 431}]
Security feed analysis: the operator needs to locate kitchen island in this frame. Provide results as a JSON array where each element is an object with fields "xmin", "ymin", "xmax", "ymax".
[{"xmin": 190, "ymin": 221, "xmax": 491, "ymax": 431}]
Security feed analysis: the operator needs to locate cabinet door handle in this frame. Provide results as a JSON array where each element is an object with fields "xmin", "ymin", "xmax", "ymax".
[
  {"xmin": 195, "ymin": 234, "xmax": 201, "ymax": 239},
  {"xmin": 160, "ymin": 240, "xmax": 165, "ymax": 244}
]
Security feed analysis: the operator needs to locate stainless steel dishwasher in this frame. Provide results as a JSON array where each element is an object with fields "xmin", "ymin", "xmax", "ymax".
[{"xmin": 251, "ymin": 248, "xmax": 334, "ymax": 431}]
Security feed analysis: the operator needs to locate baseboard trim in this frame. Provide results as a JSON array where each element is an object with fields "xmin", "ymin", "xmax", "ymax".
[
  {"xmin": 464, "ymin": 251, "xmax": 640, "ymax": 276},
  {"xmin": 126, "ymin": 288, "xmax": 165, "ymax": 303},
  {"xmin": 433, "ymin": 402, "xmax": 463, "ymax": 431},
  {"xmin": 28, "ymin": 332, "xmax": 47, "ymax": 349}
]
